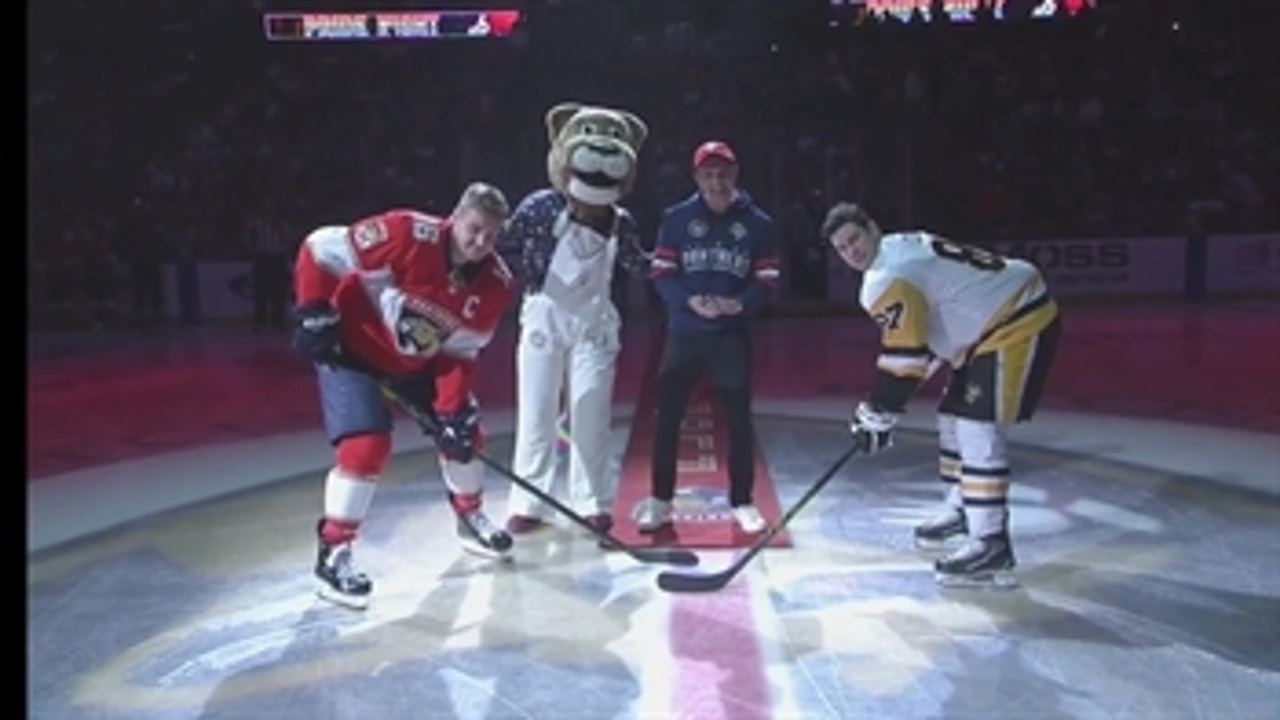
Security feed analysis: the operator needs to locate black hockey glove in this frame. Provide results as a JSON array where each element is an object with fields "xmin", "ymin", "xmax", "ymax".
[
  {"xmin": 432, "ymin": 398, "xmax": 481, "ymax": 463},
  {"xmin": 849, "ymin": 401, "xmax": 896, "ymax": 455},
  {"xmin": 292, "ymin": 302, "xmax": 345, "ymax": 366}
]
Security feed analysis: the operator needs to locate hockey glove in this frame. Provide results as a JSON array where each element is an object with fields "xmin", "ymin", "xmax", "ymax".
[
  {"xmin": 850, "ymin": 401, "xmax": 897, "ymax": 454},
  {"xmin": 432, "ymin": 398, "xmax": 481, "ymax": 463},
  {"xmin": 292, "ymin": 302, "xmax": 345, "ymax": 366}
]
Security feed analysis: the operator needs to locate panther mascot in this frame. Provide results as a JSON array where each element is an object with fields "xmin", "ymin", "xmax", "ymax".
[{"xmin": 503, "ymin": 102, "xmax": 649, "ymax": 534}]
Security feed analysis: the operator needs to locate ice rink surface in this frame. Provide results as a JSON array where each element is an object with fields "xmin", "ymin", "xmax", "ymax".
[{"xmin": 27, "ymin": 307, "xmax": 1280, "ymax": 719}]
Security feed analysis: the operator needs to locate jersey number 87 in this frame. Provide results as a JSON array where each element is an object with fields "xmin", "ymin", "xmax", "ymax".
[{"xmin": 930, "ymin": 237, "xmax": 1006, "ymax": 272}]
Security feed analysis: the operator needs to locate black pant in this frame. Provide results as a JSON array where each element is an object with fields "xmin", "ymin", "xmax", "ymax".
[
  {"xmin": 938, "ymin": 314, "xmax": 1062, "ymax": 424},
  {"xmin": 650, "ymin": 329, "xmax": 756, "ymax": 506}
]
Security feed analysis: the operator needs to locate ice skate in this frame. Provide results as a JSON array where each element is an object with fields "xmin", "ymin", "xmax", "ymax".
[
  {"xmin": 634, "ymin": 497, "xmax": 673, "ymax": 533},
  {"xmin": 913, "ymin": 507, "xmax": 968, "ymax": 551},
  {"xmin": 457, "ymin": 508, "xmax": 514, "ymax": 561},
  {"xmin": 315, "ymin": 534, "xmax": 373, "ymax": 610},
  {"xmin": 934, "ymin": 532, "xmax": 1019, "ymax": 589}
]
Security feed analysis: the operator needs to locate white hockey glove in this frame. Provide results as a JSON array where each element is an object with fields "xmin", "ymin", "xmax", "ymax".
[{"xmin": 849, "ymin": 401, "xmax": 897, "ymax": 454}]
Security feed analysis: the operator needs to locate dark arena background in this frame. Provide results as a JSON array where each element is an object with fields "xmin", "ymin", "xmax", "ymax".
[{"xmin": 27, "ymin": 1, "xmax": 1279, "ymax": 718}]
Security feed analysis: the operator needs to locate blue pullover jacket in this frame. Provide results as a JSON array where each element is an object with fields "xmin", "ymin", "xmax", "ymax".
[{"xmin": 650, "ymin": 191, "xmax": 780, "ymax": 334}]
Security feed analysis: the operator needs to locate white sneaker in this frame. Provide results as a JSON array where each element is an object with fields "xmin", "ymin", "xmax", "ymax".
[
  {"xmin": 634, "ymin": 497, "xmax": 673, "ymax": 533},
  {"xmin": 732, "ymin": 504, "xmax": 767, "ymax": 534}
]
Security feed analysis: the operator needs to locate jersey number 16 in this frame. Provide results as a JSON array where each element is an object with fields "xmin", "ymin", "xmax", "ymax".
[{"xmin": 929, "ymin": 237, "xmax": 1006, "ymax": 272}]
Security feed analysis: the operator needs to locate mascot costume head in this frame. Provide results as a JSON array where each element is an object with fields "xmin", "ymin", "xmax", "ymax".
[{"xmin": 544, "ymin": 102, "xmax": 648, "ymax": 209}]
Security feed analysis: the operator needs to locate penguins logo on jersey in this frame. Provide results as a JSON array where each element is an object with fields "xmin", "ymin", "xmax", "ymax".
[{"xmin": 964, "ymin": 382, "xmax": 983, "ymax": 405}]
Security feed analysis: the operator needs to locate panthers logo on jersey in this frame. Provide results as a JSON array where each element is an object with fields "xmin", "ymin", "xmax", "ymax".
[{"xmin": 395, "ymin": 307, "xmax": 444, "ymax": 357}]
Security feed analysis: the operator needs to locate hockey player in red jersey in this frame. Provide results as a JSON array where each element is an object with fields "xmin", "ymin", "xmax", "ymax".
[{"xmin": 292, "ymin": 182, "xmax": 517, "ymax": 609}]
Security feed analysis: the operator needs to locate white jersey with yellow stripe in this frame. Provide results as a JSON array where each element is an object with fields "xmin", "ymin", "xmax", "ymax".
[{"xmin": 859, "ymin": 232, "xmax": 1054, "ymax": 384}]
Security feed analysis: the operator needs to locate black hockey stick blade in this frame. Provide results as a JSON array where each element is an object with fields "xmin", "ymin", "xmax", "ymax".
[
  {"xmin": 655, "ymin": 441, "xmax": 863, "ymax": 593},
  {"xmin": 655, "ymin": 560, "xmax": 740, "ymax": 594},
  {"xmin": 468, "ymin": 454, "xmax": 700, "ymax": 567},
  {"xmin": 608, "ymin": 544, "xmax": 701, "ymax": 566},
  {"xmin": 380, "ymin": 383, "xmax": 699, "ymax": 567}
]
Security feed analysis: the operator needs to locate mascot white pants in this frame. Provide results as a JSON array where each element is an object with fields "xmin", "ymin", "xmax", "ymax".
[{"xmin": 509, "ymin": 216, "xmax": 621, "ymax": 518}]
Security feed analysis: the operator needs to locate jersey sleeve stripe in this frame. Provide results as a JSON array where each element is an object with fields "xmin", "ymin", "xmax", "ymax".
[
  {"xmin": 442, "ymin": 328, "xmax": 492, "ymax": 360},
  {"xmin": 304, "ymin": 226, "xmax": 359, "ymax": 275},
  {"xmin": 879, "ymin": 345, "xmax": 931, "ymax": 358},
  {"xmin": 755, "ymin": 267, "xmax": 780, "ymax": 285},
  {"xmin": 876, "ymin": 354, "xmax": 932, "ymax": 379},
  {"xmin": 650, "ymin": 257, "xmax": 678, "ymax": 277}
]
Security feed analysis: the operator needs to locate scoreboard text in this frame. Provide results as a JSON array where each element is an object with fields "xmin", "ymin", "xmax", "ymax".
[{"xmin": 263, "ymin": 10, "xmax": 521, "ymax": 42}]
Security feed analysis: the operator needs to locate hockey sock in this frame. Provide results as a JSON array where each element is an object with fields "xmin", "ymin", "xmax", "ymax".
[
  {"xmin": 320, "ymin": 432, "xmax": 388, "ymax": 542},
  {"xmin": 942, "ymin": 450, "xmax": 963, "ymax": 509},
  {"xmin": 441, "ymin": 456, "xmax": 484, "ymax": 496},
  {"xmin": 963, "ymin": 503, "xmax": 1009, "ymax": 539},
  {"xmin": 938, "ymin": 414, "xmax": 963, "ymax": 509},
  {"xmin": 450, "ymin": 492, "xmax": 483, "ymax": 515},
  {"xmin": 320, "ymin": 518, "xmax": 361, "ymax": 545},
  {"xmin": 323, "ymin": 467, "xmax": 377, "ymax": 529},
  {"xmin": 960, "ymin": 463, "xmax": 1011, "ymax": 537}
]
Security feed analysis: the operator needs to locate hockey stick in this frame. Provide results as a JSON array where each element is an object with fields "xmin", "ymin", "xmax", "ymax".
[
  {"xmin": 655, "ymin": 439, "xmax": 864, "ymax": 593},
  {"xmin": 379, "ymin": 383, "xmax": 700, "ymax": 567}
]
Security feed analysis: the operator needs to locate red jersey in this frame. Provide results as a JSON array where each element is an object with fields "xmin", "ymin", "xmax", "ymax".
[{"xmin": 294, "ymin": 209, "xmax": 516, "ymax": 415}]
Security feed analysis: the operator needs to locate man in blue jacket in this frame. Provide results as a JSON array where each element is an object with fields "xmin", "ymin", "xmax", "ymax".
[{"xmin": 637, "ymin": 141, "xmax": 781, "ymax": 535}]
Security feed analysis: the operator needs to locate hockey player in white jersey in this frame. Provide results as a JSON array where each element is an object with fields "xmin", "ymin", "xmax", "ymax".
[{"xmin": 821, "ymin": 202, "xmax": 1062, "ymax": 588}]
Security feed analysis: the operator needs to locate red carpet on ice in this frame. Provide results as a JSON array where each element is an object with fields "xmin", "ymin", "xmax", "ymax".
[{"xmin": 610, "ymin": 338, "xmax": 791, "ymax": 549}]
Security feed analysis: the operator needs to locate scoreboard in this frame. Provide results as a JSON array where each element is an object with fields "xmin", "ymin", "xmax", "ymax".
[
  {"xmin": 263, "ymin": 9, "xmax": 521, "ymax": 41},
  {"xmin": 831, "ymin": 0, "xmax": 1096, "ymax": 23}
]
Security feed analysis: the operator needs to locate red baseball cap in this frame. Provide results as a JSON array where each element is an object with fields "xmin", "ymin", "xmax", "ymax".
[{"xmin": 692, "ymin": 140, "xmax": 737, "ymax": 169}]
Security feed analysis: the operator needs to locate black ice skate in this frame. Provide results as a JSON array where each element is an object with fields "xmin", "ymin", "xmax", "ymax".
[
  {"xmin": 315, "ymin": 534, "xmax": 373, "ymax": 610},
  {"xmin": 457, "ymin": 509, "xmax": 514, "ymax": 561},
  {"xmin": 913, "ymin": 507, "xmax": 968, "ymax": 551},
  {"xmin": 934, "ymin": 532, "xmax": 1018, "ymax": 589}
]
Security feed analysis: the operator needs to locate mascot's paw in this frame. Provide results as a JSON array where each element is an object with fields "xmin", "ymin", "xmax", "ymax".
[{"xmin": 505, "ymin": 515, "xmax": 547, "ymax": 535}]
